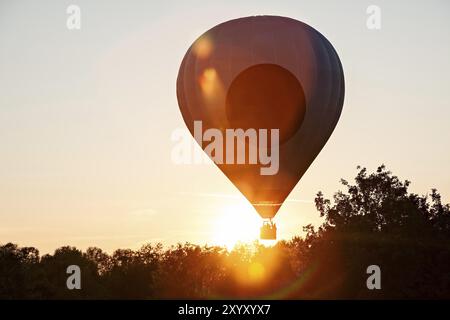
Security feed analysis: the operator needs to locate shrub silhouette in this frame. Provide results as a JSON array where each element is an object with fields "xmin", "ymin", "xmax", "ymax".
[{"xmin": 1, "ymin": 165, "xmax": 449, "ymax": 299}]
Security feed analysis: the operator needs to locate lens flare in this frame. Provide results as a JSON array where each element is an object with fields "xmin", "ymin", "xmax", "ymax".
[
  {"xmin": 211, "ymin": 199, "xmax": 260, "ymax": 250},
  {"xmin": 193, "ymin": 35, "xmax": 213, "ymax": 59}
]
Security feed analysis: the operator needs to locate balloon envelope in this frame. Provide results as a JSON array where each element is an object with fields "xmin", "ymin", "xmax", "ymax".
[{"xmin": 177, "ymin": 16, "xmax": 345, "ymax": 219}]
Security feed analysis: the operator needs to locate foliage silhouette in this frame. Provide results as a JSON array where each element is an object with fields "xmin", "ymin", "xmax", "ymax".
[{"xmin": 1, "ymin": 165, "xmax": 449, "ymax": 299}]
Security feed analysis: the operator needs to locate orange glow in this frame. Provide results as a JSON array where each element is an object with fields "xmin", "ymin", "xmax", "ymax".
[
  {"xmin": 199, "ymin": 68, "xmax": 216, "ymax": 95},
  {"xmin": 226, "ymin": 243, "xmax": 285, "ymax": 292},
  {"xmin": 248, "ymin": 262, "xmax": 265, "ymax": 282},
  {"xmin": 199, "ymin": 68, "xmax": 224, "ymax": 103},
  {"xmin": 201, "ymin": 67, "xmax": 217, "ymax": 82},
  {"xmin": 193, "ymin": 36, "xmax": 213, "ymax": 59}
]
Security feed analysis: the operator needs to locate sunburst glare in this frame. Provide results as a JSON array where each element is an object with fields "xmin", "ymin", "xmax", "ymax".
[{"xmin": 211, "ymin": 198, "xmax": 261, "ymax": 250}]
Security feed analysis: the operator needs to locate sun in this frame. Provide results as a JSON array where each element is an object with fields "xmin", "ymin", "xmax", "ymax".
[{"xmin": 211, "ymin": 199, "xmax": 261, "ymax": 250}]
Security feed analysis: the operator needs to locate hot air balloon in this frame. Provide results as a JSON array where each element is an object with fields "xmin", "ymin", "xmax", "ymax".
[{"xmin": 177, "ymin": 16, "xmax": 345, "ymax": 240}]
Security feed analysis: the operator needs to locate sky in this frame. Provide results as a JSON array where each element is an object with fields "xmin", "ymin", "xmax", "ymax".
[{"xmin": 1, "ymin": 0, "xmax": 449, "ymax": 254}]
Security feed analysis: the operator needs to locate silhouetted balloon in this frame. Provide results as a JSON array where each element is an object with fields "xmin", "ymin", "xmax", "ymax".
[{"xmin": 177, "ymin": 16, "xmax": 345, "ymax": 219}]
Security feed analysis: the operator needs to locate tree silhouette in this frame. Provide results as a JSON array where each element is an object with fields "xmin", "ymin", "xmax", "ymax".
[
  {"xmin": 0, "ymin": 165, "xmax": 449, "ymax": 299},
  {"xmin": 302, "ymin": 165, "xmax": 450, "ymax": 298}
]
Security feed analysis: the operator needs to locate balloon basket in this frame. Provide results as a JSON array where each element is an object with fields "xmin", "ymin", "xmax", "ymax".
[{"xmin": 260, "ymin": 220, "xmax": 277, "ymax": 240}]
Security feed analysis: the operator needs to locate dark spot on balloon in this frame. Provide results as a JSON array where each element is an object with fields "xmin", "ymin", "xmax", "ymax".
[{"xmin": 225, "ymin": 64, "xmax": 306, "ymax": 144}]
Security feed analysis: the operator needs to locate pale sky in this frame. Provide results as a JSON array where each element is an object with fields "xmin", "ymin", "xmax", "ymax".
[{"xmin": 1, "ymin": 0, "xmax": 449, "ymax": 253}]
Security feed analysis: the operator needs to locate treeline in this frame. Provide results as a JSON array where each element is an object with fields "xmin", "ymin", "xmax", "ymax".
[{"xmin": 1, "ymin": 165, "xmax": 450, "ymax": 299}]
